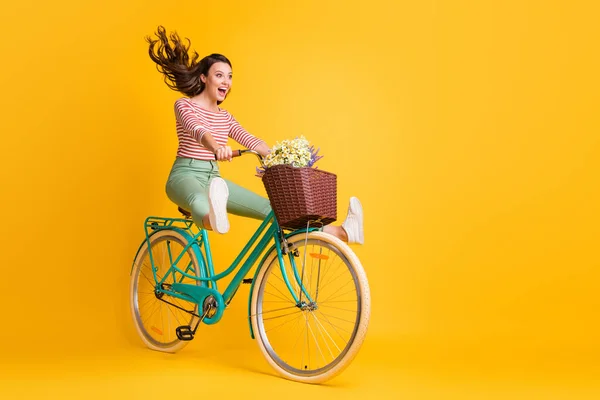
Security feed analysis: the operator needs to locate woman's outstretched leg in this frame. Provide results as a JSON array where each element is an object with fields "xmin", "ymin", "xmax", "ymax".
[{"xmin": 323, "ymin": 197, "xmax": 364, "ymax": 245}]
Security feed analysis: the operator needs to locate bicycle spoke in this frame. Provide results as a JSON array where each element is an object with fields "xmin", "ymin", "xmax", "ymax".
[
  {"xmin": 311, "ymin": 312, "xmax": 338, "ymax": 359},
  {"xmin": 304, "ymin": 312, "xmax": 310, "ymax": 369},
  {"xmin": 251, "ymin": 305, "xmax": 298, "ymax": 318},
  {"xmin": 291, "ymin": 312, "xmax": 306, "ymax": 348},
  {"xmin": 141, "ymin": 300, "xmax": 162, "ymax": 325},
  {"xmin": 266, "ymin": 280, "xmax": 296, "ymax": 304},
  {"xmin": 167, "ymin": 294, "xmax": 194, "ymax": 311},
  {"xmin": 140, "ymin": 303, "xmax": 162, "ymax": 330},
  {"xmin": 159, "ymin": 301, "xmax": 166, "ymax": 340},
  {"xmin": 314, "ymin": 255, "xmax": 335, "ymax": 290},
  {"xmin": 300, "ymin": 313, "xmax": 307, "ymax": 370},
  {"xmin": 264, "ymin": 290, "xmax": 296, "ymax": 304},
  {"xmin": 319, "ymin": 269, "xmax": 352, "ymax": 299},
  {"xmin": 305, "ymin": 312, "xmax": 327, "ymax": 367},
  {"xmin": 270, "ymin": 269, "xmax": 287, "ymax": 284},
  {"xmin": 317, "ymin": 259, "xmax": 345, "ymax": 292},
  {"xmin": 316, "ymin": 310, "xmax": 353, "ymax": 338},
  {"xmin": 166, "ymin": 300, "xmax": 172, "ymax": 340},
  {"xmin": 262, "ymin": 309, "xmax": 302, "ymax": 322},
  {"xmin": 316, "ymin": 311, "xmax": 356, "ymax": 326},
  {"xmin": 320, "ymin": 285, "xmax": 357, "ymax": 304},
  {"xmin": 140, "ymin": 270, "xmax": 155, "ymax": 288},
  {"xmin": 264, "ymin": 311, "xmax": 304, "ymax": 333},
  {"xmin": 320, "ymin": 300, "xmax": 357, "ymax": 303},
  {"xmin": 166, "ymin": 302, "xmax": 185, "ymax": 327},
  {"xmin": 314, "ymin": 312, "xmax": 343, "ymax": 353},
  {"xmin": 263, "ymin": 300, "xmax": 296, "ymax": 303},
  {"xmin": 138, "ymin": 294, "xmax": 159, "ymax": 311},
  {"xmin": 314, "ymin": 251, "xmax": 324, "ymax": 302},
  {"xmin": 318, "ymin": 304, "xmax": 357, "ymax": 313}
]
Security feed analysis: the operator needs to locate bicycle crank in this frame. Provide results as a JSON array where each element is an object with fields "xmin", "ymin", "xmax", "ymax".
[{"xmin": 175, "ymin": 295, "xmax": 218, "ymax": 341}]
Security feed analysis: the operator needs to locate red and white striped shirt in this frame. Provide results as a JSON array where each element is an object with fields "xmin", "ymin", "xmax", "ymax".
[{"xmin": 173, "ymin": 97, "xmax": 264, "ymax": 160}]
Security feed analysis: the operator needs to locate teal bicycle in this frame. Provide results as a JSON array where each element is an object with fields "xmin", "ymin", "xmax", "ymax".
[{"xmin": 129, "ymin": 150, "xmax": 371, "ymax": 384}]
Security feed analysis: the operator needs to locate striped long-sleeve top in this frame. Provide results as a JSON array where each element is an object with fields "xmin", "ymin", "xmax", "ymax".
[{"xmin": 173, "ymin": 97, "xmax": 264, "ymax": 160}]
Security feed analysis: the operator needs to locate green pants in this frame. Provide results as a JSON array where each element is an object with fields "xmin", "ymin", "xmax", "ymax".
[{"xmin": 165, "ymin": 157, "xmax": 272, "ymax": 229}]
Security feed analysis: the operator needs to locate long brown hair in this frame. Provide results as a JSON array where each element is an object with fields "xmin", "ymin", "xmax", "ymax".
[{"xmin": 146, "ymin": 26, "xmax": 232, "ymax": 100}]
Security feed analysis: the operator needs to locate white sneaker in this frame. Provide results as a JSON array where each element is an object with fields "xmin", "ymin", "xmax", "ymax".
[
  {"xmin": 342, "ymin": 197, "xmax": 364, "ymax": 245},
  {"xmin": 208, "ymin": 177, "xmax": 230, "ymax": 234}
]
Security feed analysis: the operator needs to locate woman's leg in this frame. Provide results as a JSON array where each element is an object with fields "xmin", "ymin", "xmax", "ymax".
[
  {"xmin": 322, "ymin": 197, "xmax": 363, "ymax": 245},
  {"xmin": 165, "ymin": 158, "xmax": 232, "ymax": 232},
  {"xmin": 223, "ymin": 178, "xmax": 273, "ymax": 221},
  {"xmin": 223, "ymin": 177, "xmax": 364, "ymax": 245},
  {"xmin": 166, "ymin": 174, "xmax": 212, "ymax": 229},
  {"xmin": 166, "ymin": 160, "xmax": 363, "ymax": 244}
]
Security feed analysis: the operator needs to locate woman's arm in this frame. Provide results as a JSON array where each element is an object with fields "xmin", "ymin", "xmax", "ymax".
[
  {"xmin": 205, "ymin": 132, "xmax": 269, "ymax": 161},
  {"xmin": 254, "ymin": 141, "xmax": 271, "ymax": 157},
  {"xmin": 174, "ymin": 98, "xmax": 210, "ymax": 142},
  {"xmin": 229, "ymin": 114, "xmax": 270, "ymax": 157},
  {"xmin": 200, "ymin": 131, "xmax": 234, "ymax": 161}
]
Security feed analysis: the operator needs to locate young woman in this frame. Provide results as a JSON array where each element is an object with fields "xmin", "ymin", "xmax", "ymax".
[{"xmin": 146, "ymin": 26, "xmax": 364, "ymax": 244}]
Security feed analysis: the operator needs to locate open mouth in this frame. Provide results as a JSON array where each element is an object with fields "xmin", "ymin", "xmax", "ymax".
[{"xmin": 218, "ymin": 87, "xmax": 228, "ymax": 96}]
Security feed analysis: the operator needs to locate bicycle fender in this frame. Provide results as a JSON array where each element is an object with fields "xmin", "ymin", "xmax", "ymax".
[{"xmin": 129, "ymin": 227, "xmax": 203, "ymax": 277}]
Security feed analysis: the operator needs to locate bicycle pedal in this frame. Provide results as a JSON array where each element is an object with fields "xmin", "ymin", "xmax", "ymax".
[{"xmin": 176, "ymin": 325, "xmax": 194, "ymax": 341}]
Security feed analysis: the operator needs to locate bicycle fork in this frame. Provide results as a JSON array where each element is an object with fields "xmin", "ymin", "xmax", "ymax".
[{"xmin": 278, "ymin": 233, "xmax": 319, "ymax": 310}]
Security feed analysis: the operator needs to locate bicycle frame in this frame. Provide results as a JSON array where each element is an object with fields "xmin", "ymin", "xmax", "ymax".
[{"xmin": 135, "ymin": 208, "xmax": 320, "ymax": 334}]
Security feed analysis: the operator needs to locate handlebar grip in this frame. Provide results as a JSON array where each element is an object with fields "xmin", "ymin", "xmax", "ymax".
[
  {"xmin": 213, "ymin": 148, "xmax": 264, "ymax": 164},
  {"xmin": 213, "ymin": 149, "xmax": 243, "ymax": 161}
]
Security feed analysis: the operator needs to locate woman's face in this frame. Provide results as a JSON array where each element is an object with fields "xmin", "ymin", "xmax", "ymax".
[{"xmin": 201, "ymin": 62, "xmax": 232, "ymax": 103}]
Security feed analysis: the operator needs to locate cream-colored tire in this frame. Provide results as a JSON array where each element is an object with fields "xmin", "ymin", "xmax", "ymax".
[{"xmin": 250, "ymin": 231, "xmax": 370, "ymax": 384}]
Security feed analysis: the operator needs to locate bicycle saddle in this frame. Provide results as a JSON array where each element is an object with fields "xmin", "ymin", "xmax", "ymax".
[{"xmin": 178, "ymin": 207, "xmax": 192, "ymax": 218}]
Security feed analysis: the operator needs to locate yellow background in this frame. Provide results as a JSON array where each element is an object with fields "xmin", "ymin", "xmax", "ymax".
[{"xmin": 1, "ymin": 0, "xmax": 598, "ymax": 398}]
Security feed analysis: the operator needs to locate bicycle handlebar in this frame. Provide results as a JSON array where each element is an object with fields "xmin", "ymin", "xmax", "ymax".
[{"xmin": 214, "ymin": 149, "xmax": 265, "ymax": 166}]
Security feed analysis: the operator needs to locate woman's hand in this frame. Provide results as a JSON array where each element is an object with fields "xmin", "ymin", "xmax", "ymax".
[
  {"xmin": 255, "ymin": 142, "xmax": 272, "ymax": 158},
  {"xmin": 214, "ymin": 145, "xmax": 233, "ymax": 161}
]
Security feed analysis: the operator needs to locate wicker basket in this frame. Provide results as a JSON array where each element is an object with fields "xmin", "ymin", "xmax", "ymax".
[{"xmin": 262, "ymin": 164, "xmax": 337, "ymax": 230}]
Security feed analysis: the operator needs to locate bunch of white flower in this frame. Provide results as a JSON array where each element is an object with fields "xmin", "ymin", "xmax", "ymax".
[{"xmin": 263, "ymin": 136, "xmax": 313, "ymax": 168}]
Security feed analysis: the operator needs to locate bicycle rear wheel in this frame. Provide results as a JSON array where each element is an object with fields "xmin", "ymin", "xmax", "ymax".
[
  {"xmin": 250, "ymin": 231, "xmax": 370, "ymax": 383},
  {"xmin": 130, "ymin": 229, "xmax": 203, "ymax": 353}
]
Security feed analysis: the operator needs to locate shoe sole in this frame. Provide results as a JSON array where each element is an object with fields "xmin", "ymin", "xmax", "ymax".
[
  {"xmin": 349, "ymin": 197, "xmax": 364, "ymax": 245},
  {"xmin": 208, "ymin": 178, "xmax": 230, "ymax": 234}
]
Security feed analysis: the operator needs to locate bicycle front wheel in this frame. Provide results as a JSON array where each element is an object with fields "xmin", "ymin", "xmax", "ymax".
[
  {"xmin": 250, "ymin": 231, "xmax": 371, "ymax": 384},
  {"xmin": 130, "ymin": 229, "xmax": 203, "ymax": 353}
]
